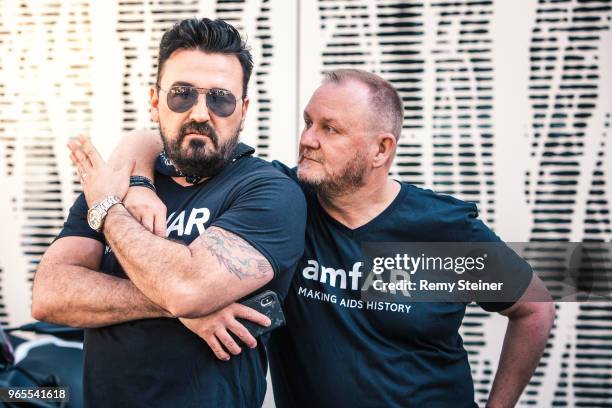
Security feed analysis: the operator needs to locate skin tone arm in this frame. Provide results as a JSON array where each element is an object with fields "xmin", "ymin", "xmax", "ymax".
[
  {"xmin": 109, "ymin": 130, "xmax": 166, "ymax": 235},
  {"xmin": 105, "ymin": 206, "xmax": 273, "ymax": 318},
  {"xmin": 32, "ymin": 236, "xmax": 172, "ymax": 328},
  {"xmin": 69, "ymin": 135, "xmax": 274, "ymax": 319},
  {"xmin": 109, "ymin": 129, "xmax": 161, "ymax": 181},
  {"xmin": 486, "ymin": 275, "xmax": 556, "ymax": 408}
]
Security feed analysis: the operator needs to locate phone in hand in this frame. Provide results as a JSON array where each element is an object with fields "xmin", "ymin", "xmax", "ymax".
[{"xmin": 238, "ymin": 290, "xmax": 285, "ymax": 338}]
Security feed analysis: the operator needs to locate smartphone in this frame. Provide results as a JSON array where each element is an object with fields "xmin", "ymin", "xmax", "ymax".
[{"xmin": 238, "ymin": 290, "xmax": 285, "ymax": 338}]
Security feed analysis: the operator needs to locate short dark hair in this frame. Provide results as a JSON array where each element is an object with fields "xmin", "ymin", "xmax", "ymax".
[
  {"xmin": 324, "ymin": 69, "xmax": 404, "ymax": 140},
  {"xmin": 156, "ymin": 18, "xmax": 253, "ymax": 97}
]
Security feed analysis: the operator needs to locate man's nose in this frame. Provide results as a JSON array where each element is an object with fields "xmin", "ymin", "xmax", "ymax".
[
  {"xmin": 188, "ymin": 94, "xmax": 211, "ymax": 123},
  {"xmin": 300, "ymin": 126, "xmax": 320, "ymax": 150}
]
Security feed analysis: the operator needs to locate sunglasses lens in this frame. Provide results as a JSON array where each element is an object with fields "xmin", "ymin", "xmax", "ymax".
[
  {"xmin": 206, "ymin": 91, "xmax": 237, "ymax": 118},
  {"xmin": 167, "ymin": 87, "xmax": 198, "ymax": 113}
]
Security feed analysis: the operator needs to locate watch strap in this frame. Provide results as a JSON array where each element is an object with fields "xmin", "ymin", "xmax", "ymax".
[
  {"xmin": 97, "ymin": 196, "xmax": 121, "ymax": 212},
  {"xmin": 89, "ymin": 196, "xmax": 122, "ymax": 232}
]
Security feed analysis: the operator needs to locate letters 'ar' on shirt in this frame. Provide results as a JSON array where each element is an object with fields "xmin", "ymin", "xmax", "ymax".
[
  {"xmin": 54, "ymin": 144, "xmax": 307, "ymax": 408},
  {"xmin": 268, "ymin": 160, "xmax": 533, "ymax": 408}
]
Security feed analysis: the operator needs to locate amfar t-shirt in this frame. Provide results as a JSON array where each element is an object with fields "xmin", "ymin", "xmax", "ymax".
[
  {"xmin": 268, "ymin": 161, "xmax": 533, "ymax": 408},
  {"xmin": 55, "ymin": 144, "xmax": 306, "ymax": 408}
]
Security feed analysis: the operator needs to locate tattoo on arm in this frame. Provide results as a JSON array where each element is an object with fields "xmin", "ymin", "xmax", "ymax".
[{"xmin": 201, "ymin": 226, "xmax": 272, "ymax": 280}]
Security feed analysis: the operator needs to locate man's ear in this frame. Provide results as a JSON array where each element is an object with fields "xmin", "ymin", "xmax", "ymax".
[
  {"xmin": 149, "ymin": 86, "xmax": 160, "ymax": 123},
  {"xmin": 372, "ymin": 132, "xmax": 397, "ymax": 169},
  {"xmin": 239, "ymin": 96, "xmax": 250, "ymax": 130}
]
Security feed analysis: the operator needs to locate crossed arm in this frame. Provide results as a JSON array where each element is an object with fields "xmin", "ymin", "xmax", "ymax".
[
  {"xmin": 33, "ymin": 207, "xmax": 272, "ymax": 327},
  {"xmin": 102, "ymin": 206, "xmax": 273, "ymax": 318},
  {"xmin": 32, "ymin": 232, "xmax": 270, "ymax": 357},
  {"xmin": 32, "ymin": 236, "xmax": 172, "ymax": 328},
  {"xmin": 32, "ymin": 131, "xmax": 273, "ymax": 338}
]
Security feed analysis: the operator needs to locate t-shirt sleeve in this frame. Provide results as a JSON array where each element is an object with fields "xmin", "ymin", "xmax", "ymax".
[
  {"xmin": 211, "ymin": 174, "xmax": 307, "ymax": 280},
  {"xmin": 55, "ymin": 193, "xmax": 105, "ymax": 244},
  {"xmin": 271, "ymin": 160, "xmax": 298, "ymax": 182},
  {"xmin": 463, "ymin": 203, "xmax": 534, "ymax": 312}
]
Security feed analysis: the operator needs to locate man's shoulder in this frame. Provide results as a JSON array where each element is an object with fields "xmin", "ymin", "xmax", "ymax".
[
  {"xmin": 398, "ymin": 181, "xmax": 478, "ymax": 220},
  {"xmin": 270, "ymin": 160, "xmax": 297, "ymax": 179},
  {"xmin": 226, "ymin": 156, "xmax": 304, "ymax": 201},
  {"xmin": 237, "ymin": 156, "xmax": 299, "ymax": 185},
  {"xmin": 240, "ymin": 155, "xmax": 285, "ymax": 173},
  {"xmin": 394, "ymin": 181, "xmax": 503, "ymax": 241},
  {"xmin": 401, "ymin": 182, "xmax": 476, "ymax": 209}
]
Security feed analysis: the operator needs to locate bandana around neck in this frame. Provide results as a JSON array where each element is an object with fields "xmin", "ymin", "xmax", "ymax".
[{"xmin": 154, "ymin": 143, "xmax": 255, "ymax": 184}]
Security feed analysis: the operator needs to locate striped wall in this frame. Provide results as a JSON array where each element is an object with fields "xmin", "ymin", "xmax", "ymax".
[{"xmin": 0, "ymin": 1, "xmax": 611, "ymax": 406}]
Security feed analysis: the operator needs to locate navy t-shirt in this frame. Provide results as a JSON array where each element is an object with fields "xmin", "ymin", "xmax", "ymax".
[
  {"xmin": 268, "ymin": 161, "xmax": 533, "ymax": 408},
  {"xmin": 54, "ymin": 144, "xmax": 306, "ymax": 408}
]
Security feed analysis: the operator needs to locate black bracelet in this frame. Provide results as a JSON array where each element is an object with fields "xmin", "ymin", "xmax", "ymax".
[{"xmin": 129, "ymin": 175, "xmax": 156, "ymax": 192}]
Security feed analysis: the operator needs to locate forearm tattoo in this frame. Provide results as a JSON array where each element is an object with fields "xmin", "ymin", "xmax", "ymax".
[{"xmin": 201, "ymin": 226, "xmax": 272, "ymax": 280}]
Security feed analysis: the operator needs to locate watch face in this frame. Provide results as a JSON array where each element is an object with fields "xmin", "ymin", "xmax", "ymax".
[{"xmin": 87, "ymin": 208, "xmax": 102, "ymax": 231}]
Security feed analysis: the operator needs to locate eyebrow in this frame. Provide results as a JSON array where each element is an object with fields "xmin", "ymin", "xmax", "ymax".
[
  {"xmin": 303, "ymin": 110, "xmax": 346, "ymax": 132},
  {"xmin": 321, "ymin": 117, "xmax": 346, "ymax": 133},
  {"xmin": 171, "ymin": 81, "xmax": 194, "ymax": 87},
  {"xmin": 170, "ymin": 81, "xmax": 231, "ymax": 93}
]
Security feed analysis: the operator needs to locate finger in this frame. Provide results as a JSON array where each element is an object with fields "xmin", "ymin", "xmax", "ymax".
[
  {"xmin": 68, "ymin": 139, "xmax": 93, "ymax": 171},
  {"xmin": 232, "ymin": 303, "xmax": 271, "ymax": 327},
  {"xmin": 69, "ymin": 152, "xmax": 81, "ymax": 172},
  {"xmin": 215, "ymin": 329, "xmax": 242, "ymax": 355},
  {"xmin": 75, "ymin": 169, "xmax": 86, "ymax": 185},
  {"xmin": 67, "ymin": 139, "xmax": 90, "ymax": 167},
  {"xmin": 70, "ymin": 153, "xmax": 87, "ymax": 181},
  {"xmin": 227, "ymin": 319, "xmax": 257, "ymax": 349},
  {"xmin": 205, "ymin": 335, "xmax": 230, "ymax": 361},
  {"xmin": 77, "ymin": 135, "xmax": 105, "ymax": 167},
  {"xmin": 141, "ymin": 213, "xmax": 154, "ymax": 233},
  {"xmin": 77, "ymin": 168, "xmax": 86, "ymax": 184},
  {"xmin": 153, "ymin": 213, "xmax": 167, "ymax": 237}
]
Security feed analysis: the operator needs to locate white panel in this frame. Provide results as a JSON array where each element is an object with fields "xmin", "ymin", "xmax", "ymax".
[{"xmin": 1, "ymin": 1, "xmax": 611, "ymax": 406}]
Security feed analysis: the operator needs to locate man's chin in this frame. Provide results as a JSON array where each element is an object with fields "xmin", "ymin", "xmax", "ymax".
[
  {"xmin": 181, "ymin": 143, "xmax": 217, "ymax": 160},
  {"xmin": 184, "ymin": 138, "xmax": 211, "ymax": 152},
  {"xmin": 297, "ymin": 168, "xmax": 326, "ymax": 186},
  {"xmin": 174, "ymin": 157, "xmax": 228, "ymax": 178}
]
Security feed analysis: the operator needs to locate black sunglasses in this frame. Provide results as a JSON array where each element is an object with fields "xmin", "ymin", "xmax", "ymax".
[{"xmin": 160, "ymin": 85, "xmax": 238, "ymax": 117}]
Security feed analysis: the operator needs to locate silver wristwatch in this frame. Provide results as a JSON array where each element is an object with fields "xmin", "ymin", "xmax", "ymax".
[{"xmin": 87, "ymin": 196, "xmax": 122, "ymax": 232}]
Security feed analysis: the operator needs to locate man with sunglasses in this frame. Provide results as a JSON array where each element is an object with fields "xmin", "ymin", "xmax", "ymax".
[{"xmin": 32, "ymin": 18, "xmax": 306, "ymax": 407}]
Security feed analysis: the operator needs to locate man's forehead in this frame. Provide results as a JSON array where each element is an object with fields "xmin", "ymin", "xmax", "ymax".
[
  {"xmin": 305, "ymin": 80, "xmax": 371, "ymax": 121},
  {"xmin": 160, "ymin": 49, "xmax": 243, "ymax": 93}
]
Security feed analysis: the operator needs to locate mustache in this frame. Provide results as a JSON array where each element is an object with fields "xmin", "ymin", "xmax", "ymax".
[
  {"xmin": 178, "ymin": 121, "xmax": 218, "ymax": 148},
  {"xmin": 299, "ymin": 149, "xmax": 322, "ymax": 163}
]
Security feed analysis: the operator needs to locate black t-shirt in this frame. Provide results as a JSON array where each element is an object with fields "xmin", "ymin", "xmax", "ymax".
[
  {"xmin": 268, "ymin": 161, "xmax": 533, "ymax": 408},
  {"xmin": 55, "ymin": 144, "xmax": 306, "ymax": 408}
]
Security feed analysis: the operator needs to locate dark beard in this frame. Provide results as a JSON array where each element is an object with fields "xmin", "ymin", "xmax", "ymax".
[{"xmin": 160, "ymin": 121, "xmax": 239, "ymax": 178}]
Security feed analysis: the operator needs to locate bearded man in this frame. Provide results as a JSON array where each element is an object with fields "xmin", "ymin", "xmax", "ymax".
[{"xmin": 31, "ymin": 18, "xmax": 306, "ymax": 408}]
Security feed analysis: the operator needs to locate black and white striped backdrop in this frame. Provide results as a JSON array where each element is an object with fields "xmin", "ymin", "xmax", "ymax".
[{"xmin": 0, "ymin": 1, "xmax": 610, "ymax": 406}]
